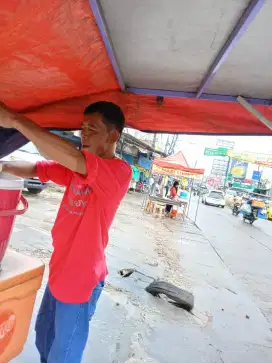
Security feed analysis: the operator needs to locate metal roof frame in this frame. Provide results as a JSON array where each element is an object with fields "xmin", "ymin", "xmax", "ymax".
[
  {"xmin": 89, "ymin": 0, "xmax": 126, "ymax": 91},
  {"xmin": 196, "ymin": 0, "xmax": 265, "ymax": 98},
  {"xmin": 90, "ymin": 0, "xmax": 269, "ymax": 106}
]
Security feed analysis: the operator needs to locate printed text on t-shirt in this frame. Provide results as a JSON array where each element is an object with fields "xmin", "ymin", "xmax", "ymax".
[{"xmin": 63, "ymin": 184, "xmax": 91, "ymax": 216}]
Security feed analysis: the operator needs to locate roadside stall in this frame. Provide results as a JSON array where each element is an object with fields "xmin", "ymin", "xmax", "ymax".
[
  {"xmin": 0, "ymin": 0, "xmax": 272, "ymax": 360},
  {"xmin": 145, "ymin": 152, "xmax": 205, "ymax": 219}
]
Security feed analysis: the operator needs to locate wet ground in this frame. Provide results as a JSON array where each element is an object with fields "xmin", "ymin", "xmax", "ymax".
[
  {"xmin": 189, "ymin": 198, "xmax": 272, "ymax": 324},
  {"xmin": 9, "ymin": 190, "xmax": 272, "ymax": 362}
]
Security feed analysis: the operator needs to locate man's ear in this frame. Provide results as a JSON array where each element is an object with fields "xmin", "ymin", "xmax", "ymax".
[{"xmin": 108, "ymin": 129, "xmax": 120, "ymax": 143}]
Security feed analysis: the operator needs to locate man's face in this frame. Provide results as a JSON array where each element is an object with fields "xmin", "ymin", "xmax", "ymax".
[{"xmin": 81, "ymin": 113, "xmax": 118, "ymax": 156}]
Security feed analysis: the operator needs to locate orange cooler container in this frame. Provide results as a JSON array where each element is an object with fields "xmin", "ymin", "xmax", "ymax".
[
  {"xmin": 0, "ymin": 173, "xmax": 44, "ymax": 361},
  {"xmin": 0, "ymin": 250, "xmax": 44, "ymax": 362}
]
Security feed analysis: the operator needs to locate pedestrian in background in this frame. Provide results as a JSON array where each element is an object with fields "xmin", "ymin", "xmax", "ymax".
[
  {"xmin": 166, "ymin": 181, "xmax": 179, "ymax": 214},
  {"xmin": 149, "ymin": 175, "xmax": 155, "ymax": 194}
]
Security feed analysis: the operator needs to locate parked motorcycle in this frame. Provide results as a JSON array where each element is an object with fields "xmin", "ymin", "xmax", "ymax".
[{"xmin": 135, "ymin": 181, "xmax": 149, "ymax": 194}]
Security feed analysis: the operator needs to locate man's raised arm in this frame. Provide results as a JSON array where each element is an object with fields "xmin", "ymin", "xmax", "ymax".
[
  {"xmin": 0, "ymin": 161, "xmax": 37, "ymax": 178},
  {"xmin": 0, "ymin": 103, "xmax": 86, "ymax": 175}
]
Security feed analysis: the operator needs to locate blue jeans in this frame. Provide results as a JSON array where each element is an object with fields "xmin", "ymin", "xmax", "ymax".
[{"xmin": 35, "ymin": 282, "xmax": 104, "ymax": 363}]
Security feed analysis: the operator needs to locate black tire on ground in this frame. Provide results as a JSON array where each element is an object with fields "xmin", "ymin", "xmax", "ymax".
[
  {"xmin": 145, "ymin": 280, "xmax": 194, "ymax": 311},
  {"xmin": 27, "ymin": 188, "xmax": 42, "ymax": 194}
]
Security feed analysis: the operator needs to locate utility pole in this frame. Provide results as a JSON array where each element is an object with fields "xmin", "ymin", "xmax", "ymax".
[
  {"xmin": 152, "ymin": 133, "xmax": 157, "ymax": 149},
  {"xmin": 164, "ymin": 135, "xmax": 171, "ymax": 154},
  {"xmin": 168, "ymin": 134, "xmax": 178, "ymax": 155},
  {"xmin": 223, "ymin": 156, "xmax": 231, "ymax": 189}
]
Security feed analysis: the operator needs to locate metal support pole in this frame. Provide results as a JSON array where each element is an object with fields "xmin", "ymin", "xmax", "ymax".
[
  {"xmin": 120, "ymin": 135, "xmax": 124, "ymax": 158},
  {"xmin": 89, "ymin": 0, "xmax": 126, "ymax": 91},
  {"xmin": 194, "ymin": 176, "xmax": 204, "ymax": 224},
  {"xmin": 186, "ymin": 183, "xmax": 192, "ymax": 218},
  {"xmin": 237, "ymin": 96, "xmax": 272, "ymax": 131},
  {"xmin": 128, "ymin": 87, "xmax": 271, "ymax": 106},
  {"xmin": 224, "ymin": 157, "xmax": 231, "ymax": 189}
]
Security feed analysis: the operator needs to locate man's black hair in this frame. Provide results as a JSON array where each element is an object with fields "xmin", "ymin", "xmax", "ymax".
[{"xmin": 84, "ymin": 101, "xmax": 125, "ymax": 134}]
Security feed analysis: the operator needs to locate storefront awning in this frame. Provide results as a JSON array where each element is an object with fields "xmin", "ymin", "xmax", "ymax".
[{"xmin": 153, "ymin": 152, "xmax": 205, "ymax": 179}]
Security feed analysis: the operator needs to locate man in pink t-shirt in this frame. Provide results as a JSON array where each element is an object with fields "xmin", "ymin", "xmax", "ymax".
[{"xmin": 0, "ymin": 101, "xmax": 132, "ymax": 362}]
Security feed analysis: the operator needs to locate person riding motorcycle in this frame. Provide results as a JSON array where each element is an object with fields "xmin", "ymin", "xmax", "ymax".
[
  {"xmin": 242, "ymin": 198, "xmax": 258, "ymax": 224},
  {"xmin": 232, "ymin": 195, "xmax": 242, "ymax": 216}
]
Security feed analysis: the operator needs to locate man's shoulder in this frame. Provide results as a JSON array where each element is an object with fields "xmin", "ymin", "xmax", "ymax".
[
  {"xmin": 108, "ymin": 157, "xmax": 132, "ymax": 178},
  {"xmin": 103, "ymin": 158, "xmax": 132, "ymax": 193}
]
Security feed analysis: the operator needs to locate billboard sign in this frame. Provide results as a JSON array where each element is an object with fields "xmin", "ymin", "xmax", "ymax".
[
  {"xmin": 228, "ymin": 150, "xmax": 272, "ymax": 167},
  {"xmin": 230, "ymin": 160, "xmax": 248, "ymax": 179},
  {"xmin": 207, "ymin": 176, "xmax": 222, "ymax": 188},
  {"xmin": 137, "ymin": 155, "xmax": 152, "ymax": 170},
  {"xmin": 211, "ymin": 158, "xmax": 229, "ymax": 176},
  {"xmin": 216, "ymin": 139, "xmax": 235, "ymax": 149},
  {"xmin": 252, "ymin": 170, "xmax": 261, "ymax": 181}
]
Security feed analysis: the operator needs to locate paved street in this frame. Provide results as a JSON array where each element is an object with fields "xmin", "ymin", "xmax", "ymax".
[
  {"xmin": 8, "ymin": 190, "xmax": 272, "ymax": 362},
  {"xmin": 189, "ymin": 197, "xmax": 272, "ymax": 324}
]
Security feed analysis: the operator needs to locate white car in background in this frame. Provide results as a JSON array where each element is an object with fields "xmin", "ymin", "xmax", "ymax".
[
  {"xmin": 2, "ymin": 142, "xmax": 48, "ymax": 194},
  {"xmin": 202, "ymin": 190, "xmax": 225, "ymax": 208}
]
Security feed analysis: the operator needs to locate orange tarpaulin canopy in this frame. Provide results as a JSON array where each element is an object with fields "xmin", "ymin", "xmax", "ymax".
[
  {"xmin": 153, "ymin": 152, "xmax": 205, "ymax": 178},
  {"xmin": 0, "ymin": 1, "xmax": 272, "ymax": 136}
]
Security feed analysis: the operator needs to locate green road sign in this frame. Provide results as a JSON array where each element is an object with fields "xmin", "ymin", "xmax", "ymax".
[{"xmin": 204, "ymin": 147, "xmax": 228, "ymax": 156}]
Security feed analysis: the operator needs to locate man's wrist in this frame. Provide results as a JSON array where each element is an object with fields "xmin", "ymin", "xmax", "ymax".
[{"xmin": 0, "ymin": 162, "xmax": 7, "ymax": 173}]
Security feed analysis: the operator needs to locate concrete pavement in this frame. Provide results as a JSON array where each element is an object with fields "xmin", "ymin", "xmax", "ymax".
[
  {"xmin": 9, "ymin": 190, "xmax": 272, "ymax": 362},
  {"xmin": 189, "ymin": 197, "xmax": 272, "ymax": 324}
]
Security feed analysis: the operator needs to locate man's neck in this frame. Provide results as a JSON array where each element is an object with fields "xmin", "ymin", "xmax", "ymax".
[{"xmin": 99, "ymin": 145, "xmax": 116, "ymax": 159}]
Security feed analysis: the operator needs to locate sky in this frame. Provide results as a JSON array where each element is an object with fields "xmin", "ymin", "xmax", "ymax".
[
  {"xmin": 127, "ymin": 129, "xmax": 272, "ymax": 179},
  {"xmin": 175, "ymin": 135, "xmax": 272, "ymax": 179},
  {"xmin": 176, "ymin": 135, "xmax": 272, "ymax": 165}
]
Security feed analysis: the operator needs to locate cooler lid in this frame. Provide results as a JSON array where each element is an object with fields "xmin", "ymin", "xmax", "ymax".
[
  {"xmin": 0, "ymin": 173, "xmax": 24, "ymax": 190},
  {"xmin": 0, "ymin": 250, "xmax": 45, "ymax": 292}
]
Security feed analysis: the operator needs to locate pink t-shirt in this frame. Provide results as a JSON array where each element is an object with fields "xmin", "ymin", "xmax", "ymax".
[{"xmin": 36, "ymin": 151, "xmax": 132, "ymax": 303}]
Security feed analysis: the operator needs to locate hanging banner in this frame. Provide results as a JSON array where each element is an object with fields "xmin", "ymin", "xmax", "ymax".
[
  {"xmin": 134, "ymin": 164, "xmax": 150, "ymax": 177},
  {"xmin": 228, "ymin": 150, "xmax": 272, "ymax": 167},
  {"xmin": 230, "ymin": 160, "xmax": 248, "ymax": 179},
  {"xmin": 207, "ymin": 176, "xmax": 222, "ymax": 188},
  {"xmin": 152, "ymin": 164, "xmax": 203, "ymax": 179},
  {"xmin": 137, "ymin": 155, "xmax": 152, "ymax": 170}
]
